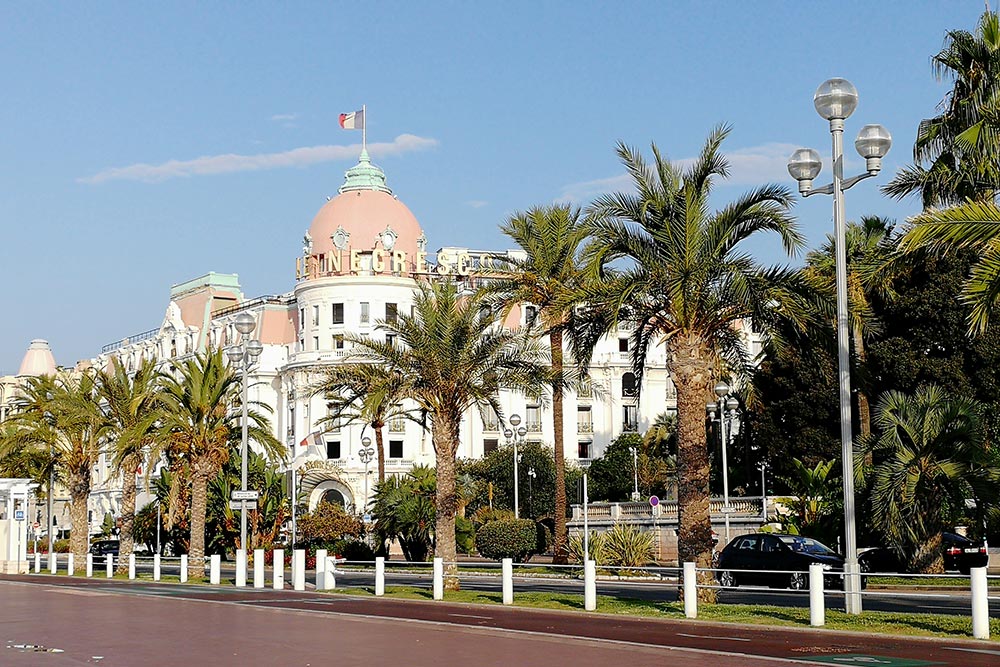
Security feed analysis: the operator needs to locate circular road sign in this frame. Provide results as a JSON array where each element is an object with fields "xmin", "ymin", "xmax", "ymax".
[{"xmin": 649, "ymin": 496, "xmax": 659, "ymax": 507}]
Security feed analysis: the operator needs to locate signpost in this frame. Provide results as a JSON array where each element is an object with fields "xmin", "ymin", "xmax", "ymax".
[
  {"xmin": 232, "ymin": 490, "xmax": 259, "ymax": 501},
  {"xmin": 229, "ymin": 500, "xmax": 257, "ymax": 510}
]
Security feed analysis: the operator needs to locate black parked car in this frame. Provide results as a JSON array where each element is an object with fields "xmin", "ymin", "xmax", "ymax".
[
  {"xmin": 89, "ymin": 540, "xmax": 120, "ymax": 557},
  {"xmin": 716, "ymin": 533, "xmax": 849, "ymax": 590},
  {"xmin": 858, "ymin": 532, "xmax": 989, "ymax": 575}
]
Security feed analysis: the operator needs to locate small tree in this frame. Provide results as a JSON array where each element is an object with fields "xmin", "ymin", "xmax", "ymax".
[
  {"xmin": 476, "ymin": 519, "xmax": 538, "ymax": 562},
  {"xmin": 297, "ymin": 502, "xmax": 365, "ymax": 544}
]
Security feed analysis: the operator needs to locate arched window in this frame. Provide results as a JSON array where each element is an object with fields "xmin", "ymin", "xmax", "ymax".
[
  {"xmin": 321, "ymin": 489, "xmax": 346, "ymax": 507},
  {"xmin": 622, "ymin": 372, "xmax": 637, "ymax": 398}
]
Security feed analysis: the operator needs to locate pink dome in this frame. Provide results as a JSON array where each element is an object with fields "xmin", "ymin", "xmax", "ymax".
[
  {"xmin": 17, "ymin": 339, "xmax": 57, "ymax": 377},
  {"xmin": 307, "ymin": 189, "xmax": 424, "ymax": 260}
]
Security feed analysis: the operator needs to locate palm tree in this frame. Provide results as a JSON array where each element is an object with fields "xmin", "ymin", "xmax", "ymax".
[
  {"xmin": 341, "ymin": 281, "xmax": 550, "ymax": 588},
  {"xmin": 156, "ymin": 348, "xmax": 282, "ymax": 580},
  {"xmin": 900, "ymin": 200, "xmax": 1000, "ymax": 333},
  {"xmin": 577, "ymin": 126, "xmax": 811, "ymax": 601},
  {"xmin": 884, "ymin": 10, "xmax": 1000, "ymax": 206},
  {"xmin": 310, "ymin": 363, "xmax": 416, "ymax": 485},
  {"xmin": 479, "ymin": 204, "xmax": 589, "ymax": 563},
  {"xmin": 96, "ymin": 357, "xmax": 163, "ymax": 573},
  {"xmin": 856, "ymin": 385, "xmax": 995, "ymax": 572},
  {"xmin": 803, "ymin": 217, "xmax": 898, "ymax": 436}
]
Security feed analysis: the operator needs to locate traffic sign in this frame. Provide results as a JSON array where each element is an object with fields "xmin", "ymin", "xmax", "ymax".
[
  {"xmin": 32, "ymin": 522, "xmax": 40, "ymax": 530},
  {"xmin": 649, "ymin": 496, "xmax": 659, "ymax": 507},
  {"xmin": 362, "ymin": 513, "xmax": 372, "ymax": 523},
  {"xmin": 231, "ymin": 490, "xmax": 259, "ymax": 501},
  {"xmin": 13, "ymin": 510, "xmax": 24, "ymax": 521},
  {"xmin": 229, "ymin": 500, "xmax": 257, "ymax": 510}
]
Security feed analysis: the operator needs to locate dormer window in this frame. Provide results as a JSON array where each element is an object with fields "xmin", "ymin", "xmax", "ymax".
[
  {"xmin": 332, "ymin": 226, "xmax": 350, "ymax": 250},
  {"xmin": 380, "ymin": 226, "xmax": 398, "ymax": 251}
]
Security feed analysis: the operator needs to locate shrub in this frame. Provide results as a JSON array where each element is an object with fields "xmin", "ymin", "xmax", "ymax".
[
  {"xmin": 469, "ymin": 506, "xmax": 515, "ymax": 529},
  {"xmin": 568, "ymin": 530, "xmax": 606, "ymax": 564},
  {"xmin": 601, "ymin": 523, "xmax": 655, "ymax": 568},
  {"xmin": 456, "ymin": 516, "xmax": 476, "ymax": 555},
  {"xmin": 54, "ymin": 539, "xmax": 70, "ymax": 553},
  {"xmin": 476, "ymin": 519, "xmax": 538, "ymax": 562},
  {"xmin": 296, "ymin": 502, "xmax": 365, "ymax": 543}
]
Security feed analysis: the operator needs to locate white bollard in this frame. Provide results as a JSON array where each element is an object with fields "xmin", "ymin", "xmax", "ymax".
[
  {"xmin": 153, "ymin": 554, "xmax": 161, "ymax": 582},
  {"xmin": 235, "ymin": 550, "xmax": 247, "ymax": 587},
  {"xmin": 67, "ymin": 553, "xmax": 74, "ymax": 576},
  {"xmin": 49, "ymin": 552, "xmax": 57, "ymax": 574},
  {"xmin": 293, "ymin": 550, "xmax": 305, "ymax": 591},
  {"xmin": 273, "ymin": 549, "xmax": 284, "ymax": 590},
  {"xmin": 682, "ymin": 561, "xmax": 697, "ymax": 619},
  {"xmin": 106, "ymin": 554, "xmax": 114, "ymax": 578},
  {"xmin": 584, "ymin": 559, "xmax": 597, "ymax": 611},
  {"xmin": 129, "ymin": 554, "xmax": 136, "ymax": 580},
  {"xmin": 210, "ymin": 555, "xmax": 221, "ymax": 585},
  {"xmin": 971, "ymin": 566, "xmax": 990, "ymax": 640},
  {"xmin": 316, "ymin": 549, "xmax": 328, "ymax": 590},
  {"xmin": 253, "ymin": 549, "xmax": 264, "ymax": 589},
  {"xmin": 86, "ymin": 553, "xmax": 93, "ymax": 578},
  {"xmin": 433, "ymin": 557, "xmax": 444, "ymax": 600},
  {"xmin": 375, "ymin": 556, "xmax": 385, "ymax": 596},
  {"xmin": 809, "ymin": 564, "xmax": 825, "ymax": 627},
  {"xmin": 34, "ymin": 552, "xmax": 40, "ymax": 573},
  {"xmin": 180, "ymin": 555, "xmax": 188, "ymax": 583},
  {"xmin": 502, "ymin": 558, "xmax": 513, "ymax": 605}
]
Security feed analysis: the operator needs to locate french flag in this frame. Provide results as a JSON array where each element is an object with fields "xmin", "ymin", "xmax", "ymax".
[{"xmin": 339, "ymin": 110, "xmax": 364, "ymax": 130}]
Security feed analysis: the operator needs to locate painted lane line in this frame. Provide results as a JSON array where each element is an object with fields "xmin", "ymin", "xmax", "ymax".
[
  {"xmin": 944, "ymin": 647, "xmax": 1000, "ymax": 657},
  {"xmin": 676, "ymin": 633, "xmax": 751, "ymax": 642},
  {"xmin": 449, "ymin": 613, "xmax": 493, "ymax": 620}
]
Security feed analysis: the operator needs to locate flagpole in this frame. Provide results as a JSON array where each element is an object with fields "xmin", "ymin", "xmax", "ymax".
[{"xmin": 362, "ymin": 104, "xmax": 367, "ymax": 152}]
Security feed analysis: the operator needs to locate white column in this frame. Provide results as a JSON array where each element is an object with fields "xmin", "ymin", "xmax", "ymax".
[
  {"xmin": 432, "ymin": 557, "xmax": 443, "ymax": 600},
  {"xmin": 128, "ymin": 554, "xmax": 136, "ymax": 580},
  {"xmin": 273, "ymin": 549, "xmax": 284, "ymax": 590},
  {"xmin": 375, "ymin": 556, "xmax": 385, "ymax": 596},
  {"xmin": 180, "ymin": 555, "xmax": 188, "ymax": 583},
  {"xmin": 106, "ymin": 554, "xmax": 113, "ymax": 578},
  {"xmin": 48, "ymin": 552, "xmax": 56, "ymax": 574},
  {"xmin": 809, "ymin": 563, "xmax": 825, "ymax": 627},
  {"xmin": 253, "ymin": 549, "xmax": 264, "ymax": 588},
  {"xmin": 34, "ymin": 552, "xmax": 40, "ymax": 573},
  {"xmin": 86, "ymin": 553, "xmax": 93, "ymax": 577},
  {"xmin": 584, "ymin": 559, "xmax": 597, "ymax": 611},
  {"xmin": 235, "ymin": 550, "xmax": 247, "ymax": 587},
  {"xmin": 502, "ymin": 558, "xmax": 513, "ymax": 605},
  {"xmin": 682, "ymin": 561, "xmax": 697, "ymax": 619},
  {"xmin": 210, "ymin": 555, "xmax": 221, "ymax": 585},
  {"xmin": 316, "ymin": 549, "xmax": 328, "ymax": 591},
  {"xmin": 293, "ymin": 550, "xmax": 305, "ymax": 591},
  {"xmin": 971, "ymin": 566, "xmax": 990, "ymax": 640},
  {"xmin": 67, "ymin": 553, "xmax": 74, "ymax": 576},
  {"xmin": 153, "ymin": 554, "xmax": 161, "ymax": 581}
]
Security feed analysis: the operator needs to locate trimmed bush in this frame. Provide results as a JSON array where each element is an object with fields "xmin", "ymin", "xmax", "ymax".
[{"xmin": 476, "ymin": 519, "xmax": 538, "ymax": 562}]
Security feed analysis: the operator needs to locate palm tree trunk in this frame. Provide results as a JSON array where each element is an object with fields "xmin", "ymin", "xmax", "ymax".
[
  {"xmin": 188, "ymin": 469, "xmax": 209, "ymax": 581},
  {"xmin": 116, "ymin": 460, "xmax": 138, "ymax": 575},
  {"xmin": 69, "ymin": 470, "xmax": 90, "ymax": 573},
  {"xmin": 911, "ymin": 531, "xmax": 945, "ymax": 574},
  {"xmin": 550, "ymin": 329, "xmax": 568, "ymax": 564},
  {"xmin": 374, "ymin": 423, "xmax": 386, "ymax": 484},
  {"xmin": 670, "ymin": 336, "xmax": 717, "ymax": 603},
  {"xmin": 432, "ymin": 414, "xmax": 460, "ymax": 590}
]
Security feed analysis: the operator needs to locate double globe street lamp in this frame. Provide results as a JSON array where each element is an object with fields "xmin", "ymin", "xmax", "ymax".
[
  {"xmin": 787, "ymin": 78, "xmax": 891, "ymax": 615},
  {"xmin": 226, "ymin": 312, "xmax": 263, "ymax": 553},
  {"xmin": 358, "ymin": 435, "xmax": 375, "ymax": 510},
  {"xmin": 707, "ymin": 382, "xmax": 739, "ymax": 544},
  {"xmin": 504, "ymin": 414, "xmax": 527, "ymax": 519}
]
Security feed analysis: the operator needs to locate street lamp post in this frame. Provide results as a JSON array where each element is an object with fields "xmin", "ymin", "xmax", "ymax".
[
  {"xmin": 787, "ymin": 78, "xmax": 891, "ymax": 615},
  {"xmin": 628, "ymin": 446, "xmax": 640, "ymax": 502},
  {"xmin": 503, "ymin": 414, "xmax": 527, "ymax": 519},
  {"xmin": 707, "ymin": 382, "xmax": 739, "ymax": 544},
  {"xmin": 226, "ymin": 312, "xmax": 263, "ymax": 553},
  {"xmin": 527, "ymin": 467, "xmax": 536, "ymax": 518},
  {"xmin": 358, "ymin": 436, "xmax": 374, "ymax": 510}
]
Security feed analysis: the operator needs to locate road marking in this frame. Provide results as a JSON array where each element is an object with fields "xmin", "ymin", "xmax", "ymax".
[
  {"xmin": 448, "ymin": 613, "xmax": 493, "ymax": 620},
  {"xmin": 944, "ymin": 647, "xmax": 1000, "ymax": 657},
  {"xmin": 676, "ymin": 633, "xmax": 750, "ymax": 642},
  {"xmin": 46, "ymin": 588, "xmax": 110, "ymax": 596}
]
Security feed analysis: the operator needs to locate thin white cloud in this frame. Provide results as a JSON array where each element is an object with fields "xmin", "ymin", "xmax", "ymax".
[
  {"xmin": 466, "ymin": 200, "xmax": 489, "ymax": 209},
  {"xmin": 79, "ymin": 134, "xmax": 439, "ymax": 184},
  {"xmin": 557, "ymin": 142, "xmax": 815, "ymax": 203}
]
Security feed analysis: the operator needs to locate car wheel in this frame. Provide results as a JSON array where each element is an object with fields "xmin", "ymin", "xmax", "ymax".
[
  {"xmin": 788, "ymin": 572, "xmax": 807, "ymax": 590},
  {"xmin": 718, "ymin": 570, "xmax": 736, "ymax": 588}
]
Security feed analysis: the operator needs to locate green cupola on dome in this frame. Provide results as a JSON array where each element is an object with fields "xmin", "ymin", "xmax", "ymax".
[{"xmin": 339, "ymin": 149, "xmax": 393, "ymax": 194}]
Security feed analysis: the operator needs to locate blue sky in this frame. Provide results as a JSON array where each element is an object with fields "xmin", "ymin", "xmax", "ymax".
[{"xmin": 0, "ymin": 1, "xmax": 987, "ymax": 373}]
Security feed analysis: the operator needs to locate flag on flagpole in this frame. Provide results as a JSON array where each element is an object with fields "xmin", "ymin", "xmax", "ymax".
[{"xmin": 339, "ymin": 109, "xmax": 365, "ymax": 130}]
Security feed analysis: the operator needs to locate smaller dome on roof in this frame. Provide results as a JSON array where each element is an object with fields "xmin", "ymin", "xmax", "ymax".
[
  {"xmin": 339, "ymin": 149, "xmax": 392, "ymax": 194},
  {"xmin": 18, "ymin": 339, "xmax": 57, "ymax": 377}
]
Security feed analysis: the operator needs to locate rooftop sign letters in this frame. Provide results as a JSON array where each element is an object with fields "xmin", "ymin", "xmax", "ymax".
[{"xmin": 296, "ymin": 248, "xmax": 499, "ymax": 281}]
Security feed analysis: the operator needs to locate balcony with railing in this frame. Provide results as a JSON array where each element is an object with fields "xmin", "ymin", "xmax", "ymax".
[
  {"xmin": 526, "ymin": 421, "xmax": 542, "ymax": 433},
  {"xmin": 388, "ymin": 419, "xmax": 406, "ymax": 433},
  {"xmin": 577, "ymin": 421, "xmax": 593, "ymax": 434}
]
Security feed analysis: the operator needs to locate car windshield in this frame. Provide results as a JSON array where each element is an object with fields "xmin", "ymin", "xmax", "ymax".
[{"xmin": 777, "ymin": 536, "xmax": 837, "ymax": 556}]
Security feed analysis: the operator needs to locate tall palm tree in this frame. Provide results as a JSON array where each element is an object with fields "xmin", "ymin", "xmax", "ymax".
[
  {"xmin": 310, "ymin": 363, "xmax": 417, "ymax": 485},
  {"xmin": 340, "ymin": 281, "xmax": 550, "ymax": 588},
  {"xmin": 577, "ymin": 126, "xmax": 811, "ymax": 601},
  {"xmin": 479, "ymin": 204, "xmax": 589, "ymax": 563},
  {"xmin": 856, "ymin": 385, "xmax": 995, "ymax": 572},
  {"xmin": 156, "ymin": 349, "xmax": 281, "ymax": 580},
  {"xmin": 900, "ymin": 199, "xmax": 1000, "ymax": 333},
  {"xmin": 803, "ymin": 216, "xmax": 898, "ymax": 436},
  {"xmin": 96, "ymin": 357, "xmax": 163, "ymax": 574},
  {"xmin": 884, "ymin": 10, "xmax": 1000, "ymax": 206}
]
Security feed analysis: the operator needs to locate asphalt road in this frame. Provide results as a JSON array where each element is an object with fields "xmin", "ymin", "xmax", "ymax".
[{"xmin": 3, "ymin": 575, "xmax": 999, "ymax": 667}]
